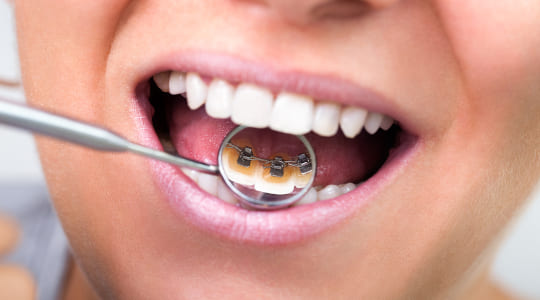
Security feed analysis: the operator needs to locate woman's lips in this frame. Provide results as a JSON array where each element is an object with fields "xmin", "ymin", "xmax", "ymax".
[{"xmin": 130, "ymin": 52, "xmax": 421, "ymax": 245}]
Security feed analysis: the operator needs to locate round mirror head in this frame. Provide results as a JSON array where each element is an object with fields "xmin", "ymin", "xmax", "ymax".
[{"xmin": 218, "ymin": 126, "xmax": 316, "ymax": 210}]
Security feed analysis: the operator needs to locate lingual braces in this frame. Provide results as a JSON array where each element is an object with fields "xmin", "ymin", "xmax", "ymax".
[{"xmin": 226, "ymin": 143, "xmax": 313, "ymax": 178}]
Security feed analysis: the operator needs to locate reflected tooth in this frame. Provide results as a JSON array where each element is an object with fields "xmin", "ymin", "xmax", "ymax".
[
  {"xmin": 198, "ymin": 173, "xmax": 218, "ymax": 196},
  {"xmin": 364, "ymin": 112, "xmax": 384, "ymax": 135},
  {"xmin": 205, "ymin": 79, "xmax": 234, "ymax": 119},
  {"xmin": 254, "ymin": 156, "xmax": 296, "ymax": 195},
  {"xmin": 217, "ymin": 179, "xmax": 237, "ymax": 204},
  {"xmin": 312, "ymin": 102, "xmax": 340, "ymax": 137},
  {"xmin": 340, "ymin": 106, "xmax": 368, "ymax": 138},
  {"xmin": 169, "ymin": 71, "xmax": 187, "ymax": 95},
  {"xmin": 153, "ymin": 72, "xmax": 170, "ymax": 92},
  {"xmin": 317, "ymin": 184, "xmax": 342, "ymax": 201},
  {"xmin": 186, "ymin": 73, "xmax": 208, "ymax": 110},
  {"xmin": 295, "ymin": 188, "xmax": 318, "ymax": 206},
  {"xmin": 255, "ymin": 170, "xmax": 295, "ymax": 195},
  {"xmin": 181, "ymin": 168, "xmax": 199, "ymax": 183},
  {"xmin": 339, "ymin": 183, "xmax": 356, "ymax": 194},
  {"xmin": 222, "ymin": 146, "xmax": 260, "ymax": 186},
  {"xmin": 231, "ymin": 84, "xmax": 273, "ymax": 128},
  {"xmin": 380, "ymin": 115, "xmax": 394, "ymax": 131},
  {"xmin": 270, "ymin": 93, "xmax": 313, "ymax": 135},
  {"xmin": 294, "ymin": 169, "xmax": 311, "ymax": 189}
]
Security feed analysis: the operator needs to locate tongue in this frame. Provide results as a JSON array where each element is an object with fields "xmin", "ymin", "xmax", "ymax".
[{"xmin": 167, "ymin": 99, "xmax": 392, "ymax": 186}]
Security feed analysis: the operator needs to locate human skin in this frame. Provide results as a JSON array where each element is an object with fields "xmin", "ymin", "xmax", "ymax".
[
  {"xmin": 12, "ymin": 0, "xmax": 540, "ymax": 299},
  {"xmin": 0, "ymin": 216, "xmax": 35, "ymax": 300}
]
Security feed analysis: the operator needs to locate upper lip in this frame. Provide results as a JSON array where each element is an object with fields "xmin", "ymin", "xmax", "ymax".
[{"xmin": 130, "ymin": 51, "xmax": 420, "ymax": 245}]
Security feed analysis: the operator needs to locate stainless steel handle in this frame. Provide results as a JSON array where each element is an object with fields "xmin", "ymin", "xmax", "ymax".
[{"xmin": 0, "ymin": 98, "xmax": 218, "ymax": 174}]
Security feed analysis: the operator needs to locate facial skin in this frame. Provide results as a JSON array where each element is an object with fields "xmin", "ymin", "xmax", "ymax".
[{"xmin": 12, "ymin": 0, "xmax": 540, "ymax": 299}]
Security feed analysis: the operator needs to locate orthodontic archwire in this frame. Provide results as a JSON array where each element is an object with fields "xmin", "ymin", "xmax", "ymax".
[{"xmin": 226, "ymin": 142, "xmax": 313, "ymax": 177}]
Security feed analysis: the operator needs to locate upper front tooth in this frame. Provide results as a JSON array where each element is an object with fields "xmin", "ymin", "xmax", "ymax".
[
  {"xmin": 364, "ymin": 112, "xmax": 384, "ymax": 135},
  {"xmin": 380, "ymin": 115, "xmax": 394, "ymax": 131},
  {"xmin": 205, "ymin": 79, "xmax": 234, "ymax": 119},
  {"xmin": 270, "ymin": 93, "xmax": 314, "ymax": 135},
  {"xmin": 340, "ymin": 106, "xmax": 368, "ymax": 138},
  {"xmin": 153, "ymin": 72, "xmax": 170, "ymax": 92},
  {"xmin": 231, "ymin": 83, "xmax": 274, "ymax": 128},
  {"xmin": 312, "ymin": 102, "xmax": 340, "ymax": 137},
  {"xmin": 186, "ymin": 73, "xmax": 208, "ymax": 110},
  {"xmin": 169, "ymin": 71, "xmax": 187, "ymax": 95}
]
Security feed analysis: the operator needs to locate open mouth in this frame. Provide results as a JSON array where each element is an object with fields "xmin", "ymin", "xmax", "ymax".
[
  {"xmin": 148, "ymin": 70, "xmax": 407, "ymax": 206},
  {"xmin": 131, "ymin": 55, "xmax": 419, "ymax": 244}
]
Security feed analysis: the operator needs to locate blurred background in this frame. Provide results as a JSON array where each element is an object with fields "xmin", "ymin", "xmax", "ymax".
[{"xmin": 1, "ymin": 2, "xmax": 539, "ymax": 298}]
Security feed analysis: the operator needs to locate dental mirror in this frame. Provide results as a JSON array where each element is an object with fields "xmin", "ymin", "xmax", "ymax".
[
  {"xmin": 0, "ymin": 98, "xmax": 316, "ymax": 210},
  {"xmin": 218, "ymin": 126, "xmax": 316, "ymax": 210}
]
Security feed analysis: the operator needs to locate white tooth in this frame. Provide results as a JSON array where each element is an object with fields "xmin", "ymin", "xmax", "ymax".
[
  {"xmin": 231, "ymin": 84, "xmax": 273, "ymax": 128},
  {"xmin": 169, "ymin": 71, "xmax": 187, "ymax": 95},
  {"xmin": 340, "ymin": 106, "xmax": 368, "ymax": 138},
  {"xmin": 153, "ymin": 72, "xmax": 170, "ymax": 93},
  {"xmin": 198, "ymin": 173, "xmax": 218, "ymax": 196},
  {"xmin": 339, "ymin": 183, "xmax": 356, "ymax": 194},
  {"xmin": 364, "ymin": 112, "xmax": 384, "ymax": 135},
  {"xmin": 181, "ymin": 168, "xmax": 199, "ymax": 183},
  {"xmin": 317, "ymin": 184, "xmax": 342, "ymax": 201},
  {"xmin": 205, "ymin": 79, "xmax": 234, "ymax": 119},
  {"xmin": 380, "ymin": 115, "xmax": 394, "ymax": 131},
  {"xmin": 295, "ymin": 188, "xmax": 318, "ymax": 206},
  {"xmin": 217, "ymin": 179, "xmax": 237, "ymax": 204},
  {"xmin": 255, "ymin": 179, "xmax": 295, "ymax": 195},
  {"xmin": 186, "ymin": 73, "xmax": 208, "ymax": 110},
  {"xmin": 312, "ymin": 102, "xmax": 341, "ymax": 137},
  {"xmin": 270, "ymin": 93, "xmax": 313, "ymax": 135},
  {"xmin": 222, "ymin": 149, "xmax": 260, "ymax": 186},
  {"xmin": 254, "ymin": 168, "xmax": 296, "ymax": 195}
]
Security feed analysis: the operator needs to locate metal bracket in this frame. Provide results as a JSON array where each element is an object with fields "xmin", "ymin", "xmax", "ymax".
[{"xmin": 226, "ymin": 143, "xmax": 312, "ymax": 178}]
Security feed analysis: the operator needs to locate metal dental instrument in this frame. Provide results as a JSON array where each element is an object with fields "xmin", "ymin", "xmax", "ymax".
[
  {"xmin": 0, "ymin": 98, "xmax": 218, "ymax": 174},
  {"xmin": 0, "ymin": 98, "xmax": 316, "ymax": 210},
  {"xmin": 218, "ymin": 126, "xmax": 316, "ymax": 209}
]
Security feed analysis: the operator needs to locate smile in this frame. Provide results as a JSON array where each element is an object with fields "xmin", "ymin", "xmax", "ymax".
[{"xmin": 132, "ymin": 53, "xmax": 420, "ymax": 244}]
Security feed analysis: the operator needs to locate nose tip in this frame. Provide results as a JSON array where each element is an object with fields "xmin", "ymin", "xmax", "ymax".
[{"xmin": 245, "ymin": 0, "xmax": 399, "ymax": 25}]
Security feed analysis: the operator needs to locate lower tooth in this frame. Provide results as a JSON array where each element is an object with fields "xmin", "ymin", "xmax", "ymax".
[
  {"xmin": 198, "ymin": 173, "xmax": 218, "ymax": 196},
  {"xmin": 339, "ymin": 183, "xmax": 356, "ymax": 194},
  {"xmin": 295, "ymin": 188, "xmax": 318, "ymax": 206},
  {"xmin": 183, "ymin": 168, "xmax": 355, "ymax": 206},
  {"xmin": 217, "ymin": 179, "xmax": 237, "ymax": 204},
  {"xmin": 317, "ymin": 185, "xmax": 342, "ymax": 201},
  {"xmin": 181, "ymin": 168, "xmax": 199, "ymax": 183}
]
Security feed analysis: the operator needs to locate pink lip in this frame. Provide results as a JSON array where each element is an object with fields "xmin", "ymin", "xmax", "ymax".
[{"xmin": 130, "ymin": 51, "xmax": 421, "ymax": 245}]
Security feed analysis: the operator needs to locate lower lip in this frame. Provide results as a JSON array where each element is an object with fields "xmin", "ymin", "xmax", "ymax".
[{"xmin": 130, "ymin": 91, "xmax": 420, "ymax": 246}]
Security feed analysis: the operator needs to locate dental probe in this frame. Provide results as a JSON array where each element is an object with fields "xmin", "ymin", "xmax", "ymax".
[{"xmin": 0, "ymin": 98, "xmax": 218, "ymax": 174}]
